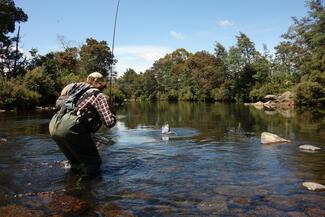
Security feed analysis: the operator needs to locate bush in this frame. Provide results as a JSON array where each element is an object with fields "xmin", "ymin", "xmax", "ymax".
[
  {"xmin": 295, "ymin": 81, "xmax": 325, "ymax": 106},
  {"xmin": 211, "ymin": 87, "xmax": 231, "ymax": 102},
  {"xmin": 0, "ymin": 77, "xmax": 40, "ymax": 111},
  {"xmin": 103, "ymin": 85, "xmax": 125, "ymax": 105},
  {"xmin": 23, "ymin": 67, "xmax": 58, "ymax": 106}
]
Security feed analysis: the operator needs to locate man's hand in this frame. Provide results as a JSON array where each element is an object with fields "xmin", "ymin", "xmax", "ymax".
[{"xmin": 108, "ymin": 114, "xmax": 117, "ymax": 128}]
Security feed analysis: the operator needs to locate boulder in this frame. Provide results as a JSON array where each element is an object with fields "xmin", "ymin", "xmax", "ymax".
[
  {"xmin": 261, "ymin": 132, "xmax": 290, "ymax": 144},
  {"xmin": 302, "ymin": 182, "xmax": 325, "ymax": 191},
  {"xmin": 278, "ymin": 91, "xmax": 294, "ymax": 102},
  {"xmin": 264, "ymin": 94, "xmax": 278, "ymax": 101},
  {"xmin": 299, "ymin": 145, "xmax": 321, "ymax": 151},
  {"xmin": 263, "ymin": 101, "xmax": 277, "ymax": 109},
  {"xmin": 253, "ymin": 101, "xmax": 264, "ymax": 109}
]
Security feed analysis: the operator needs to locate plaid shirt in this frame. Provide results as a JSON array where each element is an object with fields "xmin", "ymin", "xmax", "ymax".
[{"xmin": 77, "ymin": 92, "xmax": 114, "ymax": 127}]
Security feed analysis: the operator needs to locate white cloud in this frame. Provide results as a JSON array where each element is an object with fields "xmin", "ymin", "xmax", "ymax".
[
  {"xmin": 218, "ymin": 20, "xmax": 234, "ymax": 27},
  {"xmin": 170, "ymin": 31, "xmax": 185, "ymax": 40},
  {"xmin": 114, "ymin": 45, "xmax": 173, "ymax": 76}
]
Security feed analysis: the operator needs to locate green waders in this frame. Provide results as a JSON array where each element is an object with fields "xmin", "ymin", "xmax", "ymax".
[{"xmin": 49, "ymin": 107, "xmax": 102, "ymax": 176}]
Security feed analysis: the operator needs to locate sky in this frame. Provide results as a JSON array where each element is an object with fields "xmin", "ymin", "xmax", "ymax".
[{"xmin": 14, "ymin": 0, "xmax": 308, "ymax": 76}]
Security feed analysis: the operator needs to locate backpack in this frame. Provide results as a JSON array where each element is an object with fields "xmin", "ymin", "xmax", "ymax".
[{"xmin": 56, "ymin": 82, "xmax": 93, "ymax": 111}]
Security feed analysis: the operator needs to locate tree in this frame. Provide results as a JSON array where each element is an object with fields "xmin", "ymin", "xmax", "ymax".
[
  {"xmin": 79, "ymin": 38, "xmax": 115, "ymax": 76},
  {"xmin": 0, "ymin": 0, "xmax": 28, "ymax": 77},
  {"xmin": 55, "ymin": 47, "xmax": 79, "ymax": 73},
  {"xmin": 23, "ymin": 67, "xmax": 57, "ymax": 106},
  {"xmin": 117, "ymin": 68, "xmax": 140, "ymax": 99}
]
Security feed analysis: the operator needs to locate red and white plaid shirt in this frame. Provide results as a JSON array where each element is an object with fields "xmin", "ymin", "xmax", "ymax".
[{"xmin": 77, "ymin": 92, "xmax": 114, "ymax": 127}]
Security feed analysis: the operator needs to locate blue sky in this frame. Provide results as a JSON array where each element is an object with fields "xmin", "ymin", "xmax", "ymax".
[{"xmin": 15, "ymin": 0, "xmax": 308, "ymax": 75}]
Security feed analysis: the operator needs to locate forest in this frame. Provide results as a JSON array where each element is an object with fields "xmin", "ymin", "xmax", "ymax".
[{"xmin": 0, "ymin": 0, "xmax": 324, "ymax": 111}]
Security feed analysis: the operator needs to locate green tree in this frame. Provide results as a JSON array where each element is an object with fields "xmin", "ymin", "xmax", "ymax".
[
  {"xmin": 79, "ymin": 38, "xmax": 114, "ymax": 76},
  {"xmin": 0, "ymin": 0, "xmax": 28, "ymax": 77},
  {"xmin": 23, "ymin": 67, "xmax": 57, "ymax": 106},
  {"xmin": 117, "ymin": 68, "xmax": 140, "ymax": 99}
]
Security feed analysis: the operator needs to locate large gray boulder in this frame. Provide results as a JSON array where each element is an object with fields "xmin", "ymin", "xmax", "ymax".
[{"xmin": 261, "ymin": 132, "xmax": 290, "ymax": 144}]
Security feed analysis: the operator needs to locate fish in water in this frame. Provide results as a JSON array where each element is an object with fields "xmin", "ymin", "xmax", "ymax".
[
  {"xmin": 162, "ymin": 124, "xmax": 170, "ymax": 134},
  {"xmin": 161, "ymin": 124, "xmax": 177, "ymax": 136}
]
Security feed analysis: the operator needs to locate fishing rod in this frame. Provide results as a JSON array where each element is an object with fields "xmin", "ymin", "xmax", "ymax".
[{"xmin": 109, "ymin": 0, "xmax": 120, "ymax": 105}]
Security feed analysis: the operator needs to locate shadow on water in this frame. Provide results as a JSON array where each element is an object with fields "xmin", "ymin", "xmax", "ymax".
[{"xmin": 0, "ymin": 102, "xmax": 325, "ymax": 216}]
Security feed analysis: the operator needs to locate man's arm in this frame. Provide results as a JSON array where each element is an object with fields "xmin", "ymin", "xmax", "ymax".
[{"xmin": 93, "ymin": 93, "xmax": 116, "ymax": 128}]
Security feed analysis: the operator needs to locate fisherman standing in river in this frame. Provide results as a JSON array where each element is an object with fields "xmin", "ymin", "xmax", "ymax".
[{"xmin": 49, "ymin": 72, "xmax": 116, "ymax": 177}]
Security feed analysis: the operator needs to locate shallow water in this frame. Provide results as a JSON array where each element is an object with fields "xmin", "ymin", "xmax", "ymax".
[{"xmin": 0, "ymin": 102, "xmax": 324, "ymax": 216}]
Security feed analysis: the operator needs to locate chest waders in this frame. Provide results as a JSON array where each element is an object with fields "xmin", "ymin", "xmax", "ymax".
[{"xmin": 49, "ymin": 83, "xmax": 102, "ymax": 176}]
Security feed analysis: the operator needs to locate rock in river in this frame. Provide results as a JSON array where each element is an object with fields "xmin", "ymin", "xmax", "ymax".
[
  {"xmin": 261, "ymin": 132, "xmax": 290, "ymax": 144},
  {"xmin": 302, "ymin": 182, "xmax": 325, "ymax": 191},
  {"xmin": 299, "ymin": 145, "xmax": 321, "ymax": 151}
]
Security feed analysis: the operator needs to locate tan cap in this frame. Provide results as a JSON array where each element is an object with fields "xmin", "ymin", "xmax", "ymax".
[
  {"xmin": 88, "ymin": 72, "xmax": 103, "ymax": 79},
  {"xmin": 87, "ymin": 72, "xmax": 104, "ymax": 82}
]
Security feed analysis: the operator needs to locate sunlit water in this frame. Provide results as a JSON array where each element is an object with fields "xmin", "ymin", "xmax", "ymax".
[{"xmin": 0, "ymin": 102, "xmax": 324, "ymax": 216}]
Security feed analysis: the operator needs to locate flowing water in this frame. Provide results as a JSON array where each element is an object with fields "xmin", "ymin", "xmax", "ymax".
[{"xmin": 0, "ymin": 102, "xmax": 324, "ymax": 216}]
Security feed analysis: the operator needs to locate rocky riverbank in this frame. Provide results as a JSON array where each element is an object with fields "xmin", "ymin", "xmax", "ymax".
[{"xmin": 245, "ymin": 91, "xmax": 295, "ymax": 110}]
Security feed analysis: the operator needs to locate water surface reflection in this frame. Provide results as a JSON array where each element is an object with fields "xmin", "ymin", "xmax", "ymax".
[{"xmin": 0, "ymin": 103, "xmax": 324, "ymax": 216}]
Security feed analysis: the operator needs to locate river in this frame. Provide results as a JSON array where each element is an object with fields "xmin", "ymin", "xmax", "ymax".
[{"xmin": 0, "ymin": 102, "xmax": 324, "ymax": 216}]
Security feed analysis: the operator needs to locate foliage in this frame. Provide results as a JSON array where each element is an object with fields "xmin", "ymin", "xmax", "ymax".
[
  {"xmin": 0, "ymin": 77, "xmax": 40, "ymax": 110},
  {"xmin": 0, "ymin": 0, "xmax": 324, "ymax": 109},
  {"xmin": 0, "ymin": 0, "xmax": 28, "ymax": 77},
  {"xmin": 79, "ymin": 38, "xmax": 115, "ymax": 76},
  {"xmin": 23, "ymin": 67, "xmax": 57, "ymax": 105}
]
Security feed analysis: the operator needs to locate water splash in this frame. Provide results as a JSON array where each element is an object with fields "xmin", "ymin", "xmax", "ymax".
[{"xmin": 161, "ymin": 124, "xmax": 170, "ymax": 134}]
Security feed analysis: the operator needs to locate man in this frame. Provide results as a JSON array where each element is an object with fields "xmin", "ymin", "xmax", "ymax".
[{"xmin": 49, "ymin": 72, "xmax": 116, "ymax": 177}]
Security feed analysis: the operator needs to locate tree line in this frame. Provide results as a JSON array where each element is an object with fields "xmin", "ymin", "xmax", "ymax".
[{"xmin": 0, "ymin": 0, "xmax": 324, "ymax": 111}]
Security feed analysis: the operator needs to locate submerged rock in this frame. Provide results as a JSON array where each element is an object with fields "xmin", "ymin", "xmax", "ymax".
[
  {"xmin": 0, "ymin": 204, "xmax": 44, "ymax": 217},
  {"xmin": 48, "ymin": 195, "xmax": 89, "ymax": 216},
  {"xmin": 247, "ymin": 205, "xmax": 286, "ymax": 217},
  {"xmin": 261, "ymin": 132, "xmax": 290, "ymax": 144},
  {"xmin": 197, "ymin": 197, "xmax": 228, "ymax": 214},
  {"xmin": 302, "ymin": 182, "xmax": 325, "ymax": 191},
  {"xmin": 96, "ymin": 202, "xmax": 135, "ymax": 217},
  {"xmin": 299, "ymin": 145, "xmax": 321, "ymax": 151},
  {"xmin": 304, "ymin": 207, "xmax": 325, "ymax": 217},
  {"xmin": 287, "ymin": 211, "xmax": 308, "ymax": 217}
]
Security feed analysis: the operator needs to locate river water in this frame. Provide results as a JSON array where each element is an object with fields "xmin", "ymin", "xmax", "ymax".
[{"xmin": 0, "ymin": 102, "xmax": 324, "ymax": 216}]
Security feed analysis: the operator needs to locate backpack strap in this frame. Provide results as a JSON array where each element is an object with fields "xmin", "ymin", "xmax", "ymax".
[{"xmin": 64, "ymin": 83, "xmax": 92, "ymax": 111}]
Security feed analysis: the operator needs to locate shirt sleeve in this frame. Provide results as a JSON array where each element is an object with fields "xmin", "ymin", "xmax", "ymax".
[
  {"xmin": 78, "ymin": 93, "xmax": 114, "ymax": 127},
  {"xmin": 92, "ymin": 93, "xmax": 114, "ymax": 127}
]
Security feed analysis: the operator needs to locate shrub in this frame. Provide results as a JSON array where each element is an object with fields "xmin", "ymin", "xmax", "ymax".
[
  {"xmin": 295, "ymin": 81, "xmax": 325, "ymax": 106},
  {"xmin": 0, "ymin": 77, "xmax": 40, "ymax": 110}
]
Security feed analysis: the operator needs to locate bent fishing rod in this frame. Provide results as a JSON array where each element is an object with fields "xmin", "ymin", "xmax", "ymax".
[{"xmin": 109, "ymin": 0, "xmax": 120, "ymax": 105}]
